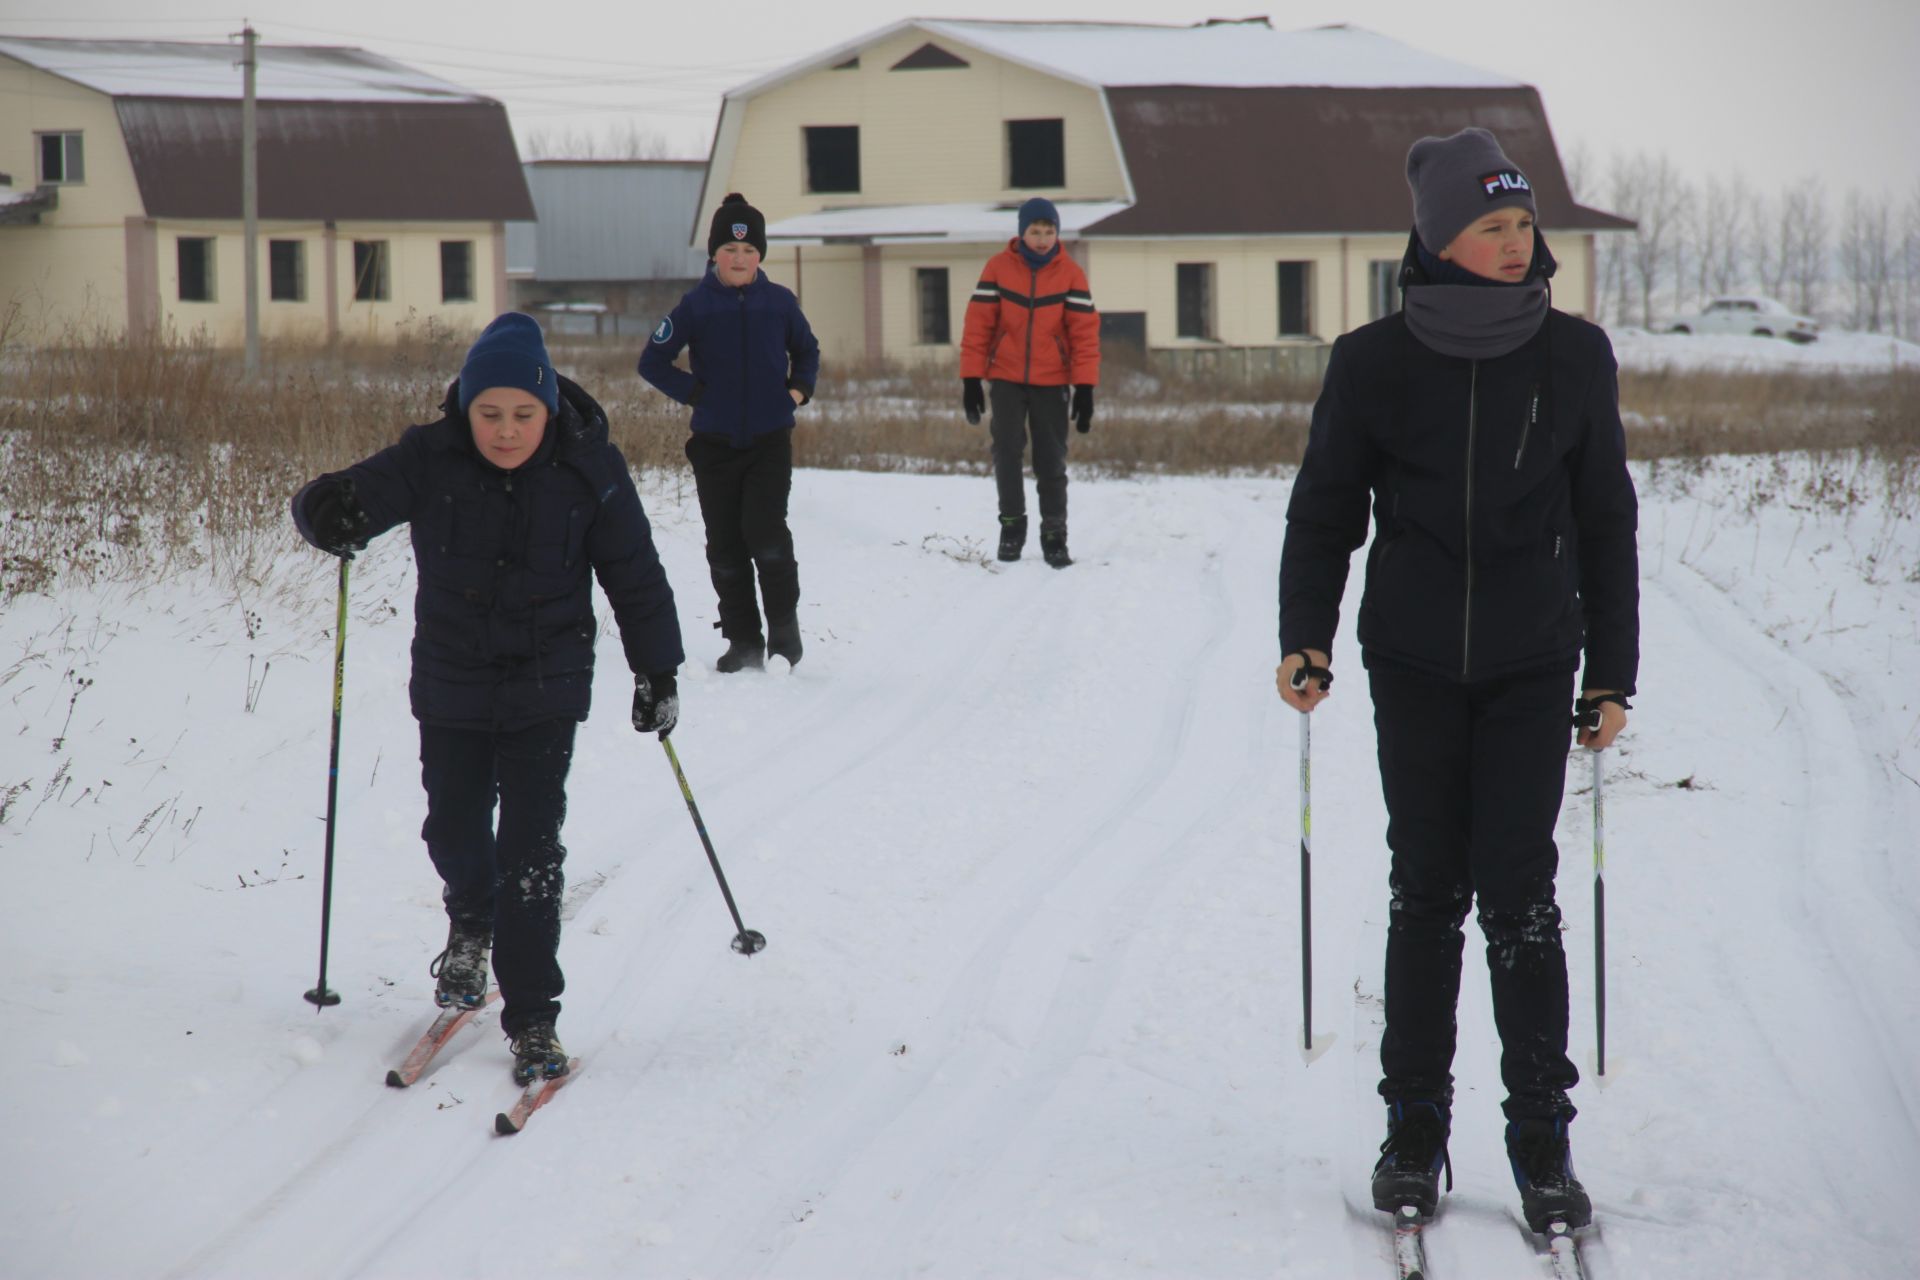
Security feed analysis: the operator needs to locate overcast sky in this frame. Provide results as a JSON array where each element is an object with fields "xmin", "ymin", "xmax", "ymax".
[{"xmin": 9, "ymin": 0, "xmax": 1918, "ymax": 207}]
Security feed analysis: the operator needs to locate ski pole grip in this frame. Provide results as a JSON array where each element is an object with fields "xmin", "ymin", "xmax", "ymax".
[
  {"xmin": 1572, "ymin": 692, "xmax": 1630, "ymax": 732},
  {"xmin": 1287, "ymin": 650, "xmax": 1334, "ymax": 694}
]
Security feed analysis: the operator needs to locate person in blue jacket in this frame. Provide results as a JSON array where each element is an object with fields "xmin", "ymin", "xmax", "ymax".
[
  {"xmin": 291, "ymin": 312, "xmax": 684, "ymax": 1085},
  {"xmin": 639, "ymin": 192, "xmax": 821, "ymax": 673},
  {"xmin": 1276, "ymin": 129, "xmax": 1639, "ymax": 1236}
]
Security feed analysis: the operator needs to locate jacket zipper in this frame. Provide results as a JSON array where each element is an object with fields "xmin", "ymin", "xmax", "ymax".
[
  {"xmin": 1462, "ymin": 361, "xmax": 1478, "ymax": 679},
  {"xmin": 1513, "ymin": 384, "xmax": 1540, "ymax": 469},
  {"xmin": 1023, "ymin": 262, "xmax": 1038, "ymax": 383}
]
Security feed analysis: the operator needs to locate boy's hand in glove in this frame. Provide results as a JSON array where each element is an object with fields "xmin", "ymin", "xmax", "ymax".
[
  {"xmin": 304, "ymin": 478, "xmax": 370, "ymax": 558},
  {"xmin": 962, "ymin": 377, "xmax": 985, "ymax": 425},
  {"xmin": 1071, "ymin": 384, "xmax": 1094, "ymax": 433},
  {"xmin": 632, "ymin": 671, "xmax": 680, "ymax": 737}
]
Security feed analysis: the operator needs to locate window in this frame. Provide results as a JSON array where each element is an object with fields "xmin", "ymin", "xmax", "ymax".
[
  {"xmin": 1176, "ymin": 263, "xmax": 1214, "ymax": 340},
  {"xmin": 890, "ymin": 43, "xmax": 968, "ymax": 70},
  {"xmin": 37, "ymin": 132, "xmax": 85, "ymax": 184},
  {"xmin": 915, "ymin": 268, "xmax": 950, "ymax": 344},
  {"xmin": 804, "ymin": 126, "xmax": 860, "ymax": 194},
  {"xmin": 353, "ymin": 240, "xmax": 390, "ymax": 302},
  {"xmin": 1006, "ymin": 119, "xmax": 1065, "ymax": 189},
  {"xmin": 269, "ymin": 240, "xmax": 305, "ymax": 302},
  {"xmin": 440, "ymin": 240, "xmax": 474, "ymax": 303},
  {"xmin": 1277, "ymin": 261, "xmax": 1313, "ymax": 336},
  {"xmin": 1368, "ymin": 261, "xmax": 1401, "ymax": 320},
  {"xmin": 177, "ymin": 237, "xmax": 215, "ymax": 303}
]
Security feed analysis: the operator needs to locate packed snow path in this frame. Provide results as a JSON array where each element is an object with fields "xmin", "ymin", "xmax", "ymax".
[{"xmin": 4, "ymin": 465, "xmax": 1916, "ymax": 1278}]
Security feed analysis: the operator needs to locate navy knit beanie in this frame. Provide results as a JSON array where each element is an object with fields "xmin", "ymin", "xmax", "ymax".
[
  {"xmin": 1018, "ymin": 196, "xmax": 1060, "ymax": 236},
  {"xmin": 458, "ymin": 313, "xmax": 558, "ymax": 415},
  {"xmin": 707, "ymin": 192, "xmax": 767, "ymax": 260},
  {"xmin": 1405, "ymin": 127, "xmax": 1536, "ymax": 255}
]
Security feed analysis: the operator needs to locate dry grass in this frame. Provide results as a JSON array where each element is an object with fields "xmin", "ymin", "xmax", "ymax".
[{"xmin": 1, "ymin": 328, "xmax": 1913, "ymax": 599}]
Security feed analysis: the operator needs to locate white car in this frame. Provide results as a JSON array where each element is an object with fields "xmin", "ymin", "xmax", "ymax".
[{"xmin": 1666, "ymin": 296, "xmax": 1820, "ymax": 343}]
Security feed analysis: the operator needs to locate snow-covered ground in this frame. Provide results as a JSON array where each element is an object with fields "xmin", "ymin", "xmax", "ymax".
[
  {"xmin": 3, "ymin": 454, "xmax": 1917, "ymax": 1278},
  {"xmin": 1609, "ymin": 325, "xmax": 1920, "ymax": 373}
]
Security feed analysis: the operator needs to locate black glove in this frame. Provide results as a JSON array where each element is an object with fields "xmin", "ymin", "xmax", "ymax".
[
  {"xmin": 303, "ymin": 478, "xmax": 370, "ymax": 558},
  {"xmin": 1071, "ymin": 384, "xmax": 1094, "ymax": 434},
  {"xmin": 962, "ymin": 377, "xmax": 985, "ymax": 425},
  {"xmin": 632, "ymin": 671, "xmax": 679, "ymax": 737}
]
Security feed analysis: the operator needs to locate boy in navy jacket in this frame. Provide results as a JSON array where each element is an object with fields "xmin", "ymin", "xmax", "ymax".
[{"xmin": 639, "ymin": 193, "xmax": 821, "ymax": 672}]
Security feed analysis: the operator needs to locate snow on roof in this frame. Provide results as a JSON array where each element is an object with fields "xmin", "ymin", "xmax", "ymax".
[
  {"xmin": 0, "ymin": 36, "xmax": 487, "ymax": 104},
  {"xmin": 765, "ymin": 200, "xmax": 1133, "ymax": 244},
  {"xmin": 727, "ymin": 19, "xmax": 1521, "ymax": 100}
]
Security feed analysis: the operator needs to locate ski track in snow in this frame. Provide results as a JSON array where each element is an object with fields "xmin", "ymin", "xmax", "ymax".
[{"xmin": 4, "ymin": 463, "xmax": 1917, "ymax": 1279}]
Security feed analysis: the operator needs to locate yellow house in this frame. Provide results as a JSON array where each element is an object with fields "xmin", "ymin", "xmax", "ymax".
[
  {"xmin": 697, "ymin": 18, "xmax": 1632, "ymax": 374},
  {"xmin": 0, "ymin": 36, "xmax": 534, "ymax": 346}
]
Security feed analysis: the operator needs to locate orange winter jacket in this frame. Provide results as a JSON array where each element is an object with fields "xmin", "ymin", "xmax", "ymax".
[{"xmin": 960, "ymin": 241, "xmax": 1100, "ymax": 387}]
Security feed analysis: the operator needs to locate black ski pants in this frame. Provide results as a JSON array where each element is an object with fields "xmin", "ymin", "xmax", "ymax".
[
  {"xmin": 419, "ymin": 717, "xmax": 576, "ymax": 1036},
  {"xmin": 687, "ymin": 429, "xmax": 799, "ymax": 641},
  {"xmin": 1368, "ymin": 659, "xmax": 1580, "ymax": 1122},
  {"xmin": 988, "ymin": 380, "xmax": 1070, "ymax": 528}
]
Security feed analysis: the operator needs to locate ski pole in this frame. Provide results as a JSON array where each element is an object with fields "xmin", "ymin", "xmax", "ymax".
[
  {"xmin": 659, "ymin": 736, "xmax": 767, "ymax": 956},
  {"xmin": 304, "ymin": 555, "xmax": 350, "ymax": 1009},
  {"xmin": 1287, "ymin": 653, "xmax": 1333, "ymax": 1054},
  {"xmin": 1593, "ymin": 746, "xmax": 1607, "ymax": 1077}
]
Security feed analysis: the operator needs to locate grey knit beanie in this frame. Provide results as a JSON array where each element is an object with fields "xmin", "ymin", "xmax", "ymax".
[{"xmin": 1406, "ymin": 127, "xmax": 1536, "ymax": 254}]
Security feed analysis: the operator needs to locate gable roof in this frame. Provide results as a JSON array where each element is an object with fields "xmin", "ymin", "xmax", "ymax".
[
  {"xmin": 0, "ymin": 37, "xmax": 532, "ymax": 221},
  {"xmin": 0, "ymin": 36, "xmax": 484, "ymax": 103}
]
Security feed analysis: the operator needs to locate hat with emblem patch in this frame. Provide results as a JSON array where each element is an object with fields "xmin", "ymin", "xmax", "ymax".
[
  {"xmin": 1405, "ymin": 127, "xmax": 1537, "ymax": 255},
  {"xmin": 706, "ymin": 192, "xmax": 767, "ymax": 261}
]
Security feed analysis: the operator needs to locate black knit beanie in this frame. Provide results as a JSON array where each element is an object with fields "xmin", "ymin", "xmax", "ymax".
[
  {"xmin": 1405, "ymin": 127, "xmax": 1537, "ymax": 254},
  {"xmin": 707, "ymin": 192, "xmax": 767, "ymax": 260}
]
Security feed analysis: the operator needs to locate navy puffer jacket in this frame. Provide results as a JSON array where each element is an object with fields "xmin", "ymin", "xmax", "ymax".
[
  {"xmin": 637, "ymin": 268, "xmax": 821, "ymax": 449},
  {"xmin": 292, "ymin": 375, "xmax": 683, "ymax": 731},
  {"xmin": 1280, "ymin": 276, "xmax": 1639, "ymax": 694}
]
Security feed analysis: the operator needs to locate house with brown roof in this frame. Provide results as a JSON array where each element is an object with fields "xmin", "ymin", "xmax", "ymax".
[
  {"xmin": 0, "ymin": 36, "xmax": 534, "ymax": 346},
  {"xmin": 698, "ymin": 18, "xmax": 1631, "ymax": 375}
]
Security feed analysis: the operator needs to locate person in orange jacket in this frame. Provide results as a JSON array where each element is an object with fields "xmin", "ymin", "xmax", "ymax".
[{"xmin": 960, "ymin": 198, "xmax": 1100, "ymax": 568}]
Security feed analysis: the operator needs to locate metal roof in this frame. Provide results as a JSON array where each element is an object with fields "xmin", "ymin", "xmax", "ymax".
[
  {"xmin": 0, "ymin": 36, "xmax": 484, "ymax": 103},
  {"xmin": 511, "ymin": 161, "xmax": 706, "ymax": 281}
]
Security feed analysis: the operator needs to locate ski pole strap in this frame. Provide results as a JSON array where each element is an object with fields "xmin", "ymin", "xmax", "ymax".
[
  {"xmin": 1287, "ymin": 650, "xmax": 1333, "ymax": 693},
  {"xmin": 1572, "ymin": 692, "xmax": 1632, "ymax": 730}
]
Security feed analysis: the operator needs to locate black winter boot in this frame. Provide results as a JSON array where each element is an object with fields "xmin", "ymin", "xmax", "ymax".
[
  {"xmin": 1040, "ymin": 524, "xmax": 1072, "ymax": 569},
  {"xmin": 1506, "ymin": 1116, "xmax": 1591, "ymax": 1232},
  {"xmin": 1371, "ymin": 1099, "xmax": 1453, "ymax": 1218},
  {"xmin": 508, "ymin": 1017, "xmax": 569, "ymax": 1084},
  {"xmin": 996, "ymin": 515, "xmax": 1028, "ymax": 563},
  {"xmin": 767, "ymin": 615, "xmax": 803, "ymax": 667},
  {"xmin": 717, "ymin": 634, "xmax": 766, "ymax": 673},
  {"xmin": 430, "ymin": 919, "xmax": 491, "ymax": 1010}
]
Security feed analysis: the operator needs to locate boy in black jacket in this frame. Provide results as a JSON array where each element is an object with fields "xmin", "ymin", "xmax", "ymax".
[
  {"xmin": 1276, "ymin": 129, "xmax": 1638, "ymax": 1237},
  {"xmin": 292, "ymin": 313, "xmax": 684, "ymax": 1085},
  {"xmin": 639, "ymin": 193, "xmax": 821, "ymax": 672}
]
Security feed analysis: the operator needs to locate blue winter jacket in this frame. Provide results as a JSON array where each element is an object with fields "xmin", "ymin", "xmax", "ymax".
[
  {"xmin": 291, "ymin": 375, "xmax": 683, "ymax": 732},
  {"xmin": 637, "ymin": 268, "xmax": 821, "ymax": 449}
]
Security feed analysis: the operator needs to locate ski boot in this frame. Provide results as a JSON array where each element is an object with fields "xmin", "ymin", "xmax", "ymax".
[
  {"xmin": 996, "ymin": 515, "xmax": 1027, "ymax": 563},
  {"xmin": 767, "ymin": 615, "xmax": 803, "ymax": 667},
  {"xmin": 1371, "ymin": 1098, "xmax": 1452, "ymax": 1218},
  {"xmin": 1040, "ymin": 523, "xmax": 1072, "ymax": 569},
  {"xmin": 1507, "ymin": 1115, "xmax": 1592, "ymax": 1232},
  {"xmin": 429, "ymin": 919, "xmax": 491, "ymax": 1010},
  {"xmin": 508, "ymin": 1018, "xmax": 569, "ymax": 1084},
  {"xmin": 716, "ymin": 634, "xmax": 766, "ymax": 673}
]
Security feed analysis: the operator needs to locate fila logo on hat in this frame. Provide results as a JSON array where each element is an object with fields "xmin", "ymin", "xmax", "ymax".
[
  {"xmin": 1481, "ymin": 170, "xmax": 1531, "ymax": 198},
  {"xmin": 732, "ymin": 223, "xmax": 748, "ymax": 240}
]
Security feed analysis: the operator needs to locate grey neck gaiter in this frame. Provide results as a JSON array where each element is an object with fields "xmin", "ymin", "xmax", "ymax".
[{"xmin": 1402, "ymin": 280, "xmax": 1548, "ymax": 360}]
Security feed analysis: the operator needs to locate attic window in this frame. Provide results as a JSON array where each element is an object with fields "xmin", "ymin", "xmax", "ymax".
[
  {"xmin": 1006, "ymin": 119, "xmax": 1065, "ymax": 189},
  {"xmin": 832, "ymin": 56, "xmax": 859, "ymax": 70},
  {"xmin": 890, "ymin": 43, "xmax": 969, "ymax": 71},
  {"xmin": 804, "ymin": 125, "xmax": 861, "ymax": 194},
  {"xmin": 37, "ymin": 132, "xmax": 85, "ymax": 185}
]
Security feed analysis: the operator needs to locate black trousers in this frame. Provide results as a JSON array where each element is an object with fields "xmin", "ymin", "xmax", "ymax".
[
  {"xmin": 1368, "ymin": 660, "xmax": 1580, "ymax": 1121},
  {"xmin": 687, "ymin": 430, "xmax": 799, "ymax": 641},
  {"xmin": 988, "ymin": 381, "xmax": 1070, "ymax": 527},
  {"xmin": 419, "ymin": 718, "xmax": 576, "ymax": 1036}
]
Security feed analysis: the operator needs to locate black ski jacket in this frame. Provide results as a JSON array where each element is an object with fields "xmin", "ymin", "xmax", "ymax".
[
  {"xmin": 292, "ymin": 375, "xmax": 683, "ymax": 731},
  {"xmin": 1279, "ymin": 253, "xmax": 1639, "ymax": 694}
]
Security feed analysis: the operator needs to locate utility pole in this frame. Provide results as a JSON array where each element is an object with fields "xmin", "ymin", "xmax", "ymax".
[{"xmin": 238, "ymin": 22, "xmax": 260, "ymax": 377}]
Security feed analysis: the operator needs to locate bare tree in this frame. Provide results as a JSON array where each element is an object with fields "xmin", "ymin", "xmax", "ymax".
[
  {"xmin": 1693, "ymin": 172, "xmax": 1751, "ymax": 304},
  {"xmin": 1900, "ymin": 180, "xmax": 1920, "ymax": 339},
  {"xmin": 1783, "ymin": 178, "xmax": 1829, "ymax": 317},
  {"xmin": 1611, "ymin": 151, "xmax": 1692, "ymax": 327},
  {"xmin": 1838, "ymin": 189, "xmax": 1897, "ymax": 332},
  {"xmin": 522, "ymin": 121, "xmax": 680, "ymax": 161}
]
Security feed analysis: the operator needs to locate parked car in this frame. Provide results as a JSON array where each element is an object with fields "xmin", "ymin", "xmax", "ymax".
[{"xmin": 1665, "ymin": 296, "xmax": 1820, "ymax": 342}]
